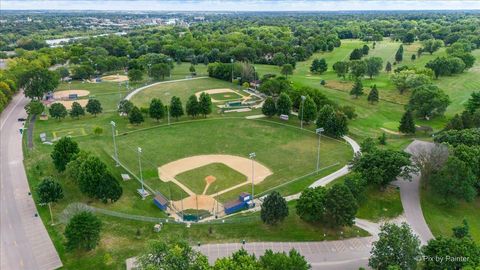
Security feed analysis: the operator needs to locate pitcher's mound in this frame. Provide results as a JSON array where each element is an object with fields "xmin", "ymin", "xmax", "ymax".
[{"xmin": 205, "ymin": 175, "xmax": 216, "ymax": 185}]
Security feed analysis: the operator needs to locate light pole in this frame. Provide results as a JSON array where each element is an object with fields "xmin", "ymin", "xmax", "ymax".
[
  {"xmin": 110, "ymin": 121, "xmax": 119, "ymax": 167},
  {"xmin": 249, "ymin": 152, "xmax": 256, "ymax": 201},
  {"xmin": 300, "ymin": 95, "xmax": 306, "ymax": 129},
  {"xmin": 230, "ymin": 58, "xmax": 234, "ymax": 83},
  {"xmin": 137, "ymin": 147, "xmax": 145, "ymax": 199},
  {"xmin": 316, "ymin": 127, "xmax": 324, "ymax": 172}
]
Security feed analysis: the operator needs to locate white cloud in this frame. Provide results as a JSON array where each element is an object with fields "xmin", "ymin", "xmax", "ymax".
[{"xmin": 2, "ymin": 0, "xmax": 480, "ymax": 11}]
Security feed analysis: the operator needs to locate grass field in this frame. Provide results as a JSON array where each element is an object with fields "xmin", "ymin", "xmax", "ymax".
[
  {"xmin": 356, "ymin": 186, "xmax": 403, "ymax": 222},
  {"xmin": 175, "ymin": 163, "xmax": 247, "ymax": 195},
  {"xmin": 209, "ymin": 92, "xmax": 244, "ymax": 101}
]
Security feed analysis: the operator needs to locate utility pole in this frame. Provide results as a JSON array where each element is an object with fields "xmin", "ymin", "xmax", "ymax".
[
  {"xmin": 316, "ymin": 128, "xmax": 324, "ymax": 172},
  {"xmin": 231, "ymin": 58, "xmax": 234, "ymax": 83},
  {"xmin": 110, "ymin": 121, "xmax": 119, "ymax": 166},
  {"xmin": 300, "ymin": 95, "xmax": 306, "ymax": 129},
  {"xmin": 137, "ymin": 147, "xmax": 145, "ymax": 199},
  {"xmin": 249, "ymin": 152, "xmax": 256, "ymax": 201}
]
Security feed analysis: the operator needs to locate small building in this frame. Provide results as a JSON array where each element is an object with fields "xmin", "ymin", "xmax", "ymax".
[
  {"xmin": 153, "ymin": 194, "xmax": 169, "ymax": 211},
  {"xmin": 224, "ymin": 193, "xmax": 252, "ymax": 215}
]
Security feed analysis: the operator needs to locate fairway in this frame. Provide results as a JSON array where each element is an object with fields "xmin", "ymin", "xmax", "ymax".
[{"xmin": 174, "ymin": 163, "xmax": 248, "ymax": 195}]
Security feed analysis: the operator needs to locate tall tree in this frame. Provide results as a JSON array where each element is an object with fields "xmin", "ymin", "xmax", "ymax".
[
  {"xmin": 465, "ymin": 91, "xmax": 480, "ymax": 113},
  {"xmin": 259, "ymin": 249, "xmax": 310, "ymax": 270},
  {"xmin": 118, "ymin": 99, "xmax": 134, "ymax": 116},
  {"xmin": 262, "ymin": 97, "xmax": 277, "ymax": 117},
  {"xmin": 138, "ymin": 240, "xmax": 209, "ymax": 269},
  {"xmin": 324, "ymin": 184, "xmax": 358, "ymax": 227},
  {"xmin": 260, "ymin": 191, "xmax": 289, "ymax": 225},
  {"xmin": 365, "ymin": 57, "xmax": 383, "ymax": 78},
  {"xmin": 369, "ymin": 223, "xmax": 421, "ymax": 270},
  {"xmin": 316, "ymin": 105, "xmax": 348, "ymax": 138},
  {"xmin": 281, "ymin": 64, "xmax": 294, "ymax": 79},
  {"xmin": 398, "ymin": 110, "xmax": 416, "ymax": 134},
  {"xmin": 367, "ymin": 84, "xmax": 379, "ymax": 104},
  {"xmin": 25, "ymin": 100, "xmax": 45, "ymax": 115},
  {"xmin": 407, "ymin": 85, "xmax": 450, "ymax": 119},
  {"xmin": 49, "ymin": 103, "xmax": 67, "ymax": 120},
  {"xmin": 51, "ymin": 136, "xmax": 79, "ymax": 172},
  {"xmin": 36, "ymin": 177, "xmax": 64, "ymax": 225},
  {"xmin": 385, "ymin": 61, "xmax": 392, "ymax": 72},
  {"xmin": 64, "ymin": 211, "xmax": 102, "ymax": 251},
  {"xmin": 296, "ymin": 186, "xmax": 326, "ymax": 222},
  {"xmin": 19, "ymin": 67, "xmax": 59, "ymax": 100},
  {"xmin": 350, "ymin": 78, "xmax": 364, "ymax": 98},
  {"xmin": 333, "ymin": 61, "xmax": 349, "ymax": 79},
  {"xmin": 69, "ymin": 101, "xmax": 85, "ymax": 119},
  {"xmin": 362, "ymin": 44, "xmax": 370, "ymax": 55},
  {"xmin": 169, "ymin": 96, "xmax": 184, "ymax": 120},
  {"xmin": 299, "ymin": 96, "xmax": 317, "ymax": 124},
  {"xmin": 127, "ymin": 69, "xmax": 143, "ymax": 82},
  {"xmin": 310, "ymin": 58, "xmax": 328, "ymax": 74},
  {"xmin": 349, "ymin": 48, "xmax": 363, "ymax": 60},
  {"xmin": 149, "ymin": 63, "xmax": 171, "ymax": 80},
  {"xmin": 276, "ymin": 93, "xmax": 292, "ymax": 116},
  {"xmin": 422, "ymin": 39, "xmax": 443, "ymax": 54},
  {"xmin": 149, "ymin": 98, "xmax": 165, "ymax": 121},
  {"xmin": 185, "ymin": 95, "xmax": 200, "ymax": 118},
  {"xmin": 349, "ymin": 60, "xmax": 367, "ymax": 78},
  {"xmin": 395, "ymin": 45, "xmax": 404, "ymax": 62},
  {"xmin": 86, "ymin": 99, "xmax": 102, "ymax": 116},
  {"xmin": 198, "ymin": 92, "xmax": 212, "ymax": 117},
  {"xmin": 128, "ymin": 106, "xmax": 144, "ymax": 125}
]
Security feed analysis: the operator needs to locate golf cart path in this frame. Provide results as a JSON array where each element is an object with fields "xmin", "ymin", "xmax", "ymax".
[
  {"xmin": 1, "ymin": 93, "xmax": 63, "ymax": 270},
  {"xmin": 124, "ymin": 76, "xmax": 208, "ymax": 101}
]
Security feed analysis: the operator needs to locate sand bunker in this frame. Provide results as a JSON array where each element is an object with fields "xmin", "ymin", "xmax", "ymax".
[
  {"xmin": 53, "ymin": 90, "xmax": 90, "ymax": 100},
  {"xmin": 102, "ymin": 75, "xmax": 129, "ymax": 82}
]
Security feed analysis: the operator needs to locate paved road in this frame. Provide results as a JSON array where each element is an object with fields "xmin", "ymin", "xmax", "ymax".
[{"xmin": 0, "ymin": 93, "xmax": 62, "ymax": 270}]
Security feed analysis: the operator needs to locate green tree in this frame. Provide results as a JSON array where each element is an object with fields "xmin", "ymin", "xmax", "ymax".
[
  {"xmin": 198, "ymin": 92, "xmax": 212, "ymax": 117},
  {"xmin": 395, "ymin": 45, "xmax": 404, "ymax": 62},
  {"xmin": 385, "ymin": 61, "xmax": 392, "ymax": 72},
  {"xmin": 365, "ymin": 57, "xmax": 383, "ymax": 78},
  {"xmin": 51, "ymin": 136, "xmax": 79, "ymax": 172},
  {"xmin": 129, "ymin": 106, "xmax": 144, "ymax": 125},
  {"xmin": 64, "ymin": 211, "xmax": 102, "ymax": 251},
  {"xmin": 55, "ymin": 66, "xmax": 70, "ymax": 79},
  {"xmin": 262, "ymin": 97, "xmax": 277, "ymax": 117},
  {"xmin": 214, "ymin": 249, "xmax": 259, "ymax": 269},
  {"xmin": 369, "ymin": 223, "xmax": 421, "ymax": 270},
  {"xmin": 85, "ymin": 99, "xmax": 102, "ymax": 116},
  {"xmin": 189, "ymin": 65, "xmax": 196, "ymax": 75},
  {"xmin": 276, "ymin": 93, "xmax": 292, "ymax": 116},
  {"xmin": 127, "ymin": 69, "xmax": 143, "ymax": 82},
  {"xmin": 351, "ymin": 149, "xmax": 415, "ymax": 188},
  {"xmin": 299, "ymin": 96, "xmax": 317, "ymax": 124},
  {"xmin": 349, "ymin": 60, "xmax": 367, "ymax": 78},
  {"xmin": 398, "ymin": 110, "xmax": 416, "ymax": 134},
  {"xmin": 37, "ymin": 177, "xmax": 64, "ymax": 225},
  {"xmin": 350, "ymin": 78, "xmax": 363, "ymax": 98},
  {"xmin": 362, "ymin": 44, "xmax": 370, "ymax": 55},
  {"xmin": 150, "ymin": 63, "xmax": 171, "ymax": 80},
  {"xmin": 49, "ymin": 103, "xmax": 67, "ymax": 120},
  {"xmin": 185, "ymin": 95, "xmax": 200, "ymax": 118},
  {"xmin": 407, "ymin": 85, "xmax": 450, "ymax": 119},
  {"xmin": 71, "ymin": 65, "xmax": 95, "ymax": 80},
  {"xmin": 25, "ymin": 100, "xmax": 44, "ymax": 115},
  {"xmin": 465, "ymin": 91, "xmax": 480, "ymax": 113},
  {"xmin": 258, "ymin": 76, "xmax": 292, "ymax": 97},
  {"xmin": 169, "ymin": 96, "xmax": 184, "ymax": 120},
  {"xmin": 391, "ymin": 70, "xmax": 431, "ymax": 94},
  {"xmin": 316, "ymin": 105, "xmax": 348, "ymax": 138},
  {"xmin": 281, "ymin": 64, "xmax": 294, "ymax": 79},
  {"xmin": 360, "ymin": 137, "xmax": 377, "ymax": 153},
  {"xmin": 260, "ymin": 191, "xmax": 289, "ymax": 225},
  {"xmin": 431, "ymin": 156, "xmax": 477, "ymax": 203},
  {"xmin": 19, "ymin": 67, "xmax": 59, "ymax": 100},
  {"xmin": 149, "ymin": 98, "xmax": 165, "ymax": 121},
  {"xmin": 310, "ymin": 58, "xmax": 328, "ymax": 74},
  {"xmin": 324, "ymin": 183, "xmax": 358, "ymax": 227},
  {"xmin": 296, "ymin": 186, "xmax": 326, "ymax": 222},
  {"xmin": 118, "ymin": 99, "xmax": 134, "ymax": 116},
  {"xmin": 367, "ymin": 84, "xmax": 379, "ymax": 104},
  {"xmin": 138, "ymin": 240, "xmax": 209, "ymax": 269},
  {"xmin": 422, "ymin": 39, "xmax": 444, "ymax": 54},
  {"xmin": 344, "ymin": 172, "xmax": 368, "ymax": 203},
  {"xmin": 259, "ymin": 249, "xmax": 310, "ymax": 270},
  {"xmin": 69, "ymin": 101, "xmax": 85, "ymax": 119},
  {"xmin": 333, "ymin": 61, "xmax": 349, "ymax": 79},
  {"xmin": 349, "ymin": 48, "xmax": 363, "ymax": 60}
]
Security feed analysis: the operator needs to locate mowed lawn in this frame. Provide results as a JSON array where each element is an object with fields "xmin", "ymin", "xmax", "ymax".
[
  {"xmin": 130, "ymin": 77, "xmax": 238, "ymax": 108},
  {"xmin": 113, "ymin": 118, "xmax": 352, "ymax": 202},
  {"xmin": 175, "ymin": 163, "xmax": 247, "ymax": 195}
]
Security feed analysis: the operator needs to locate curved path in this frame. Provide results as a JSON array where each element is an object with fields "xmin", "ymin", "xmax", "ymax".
[
  {"xmin": 124, "ymin": 76, "xmax": 208, "ymax": 101},
  {"xmin": 1, "ymin": 93, "xmax": 62, "ymax": 270}
]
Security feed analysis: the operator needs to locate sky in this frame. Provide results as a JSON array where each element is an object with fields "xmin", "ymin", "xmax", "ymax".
[{"xmin": 2, "ymin": 0, "xmax": 480, "ymax": 11}]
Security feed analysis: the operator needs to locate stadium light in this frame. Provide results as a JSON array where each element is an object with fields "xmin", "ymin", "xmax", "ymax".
[
  {"xmin": 300, "ymin": 95, "xmax": 306, "ymax": 129},
  {"xmin": 137, "ymin": 147, "xmax": 145, "ymax": 199},
  {"xmin": 231, "ymin": 58, "xmax": 234, "ymax": 83},
  {"xmin": 249, "ymin": 152, "xmax": 256, "ymax": 201},
  {"xmin": 110, "ymin": 121, "xmax": 119, "ymax": 167},
  {"xmin": 316, "ymin": 128, "xmax": 324, "ymax": 172}
]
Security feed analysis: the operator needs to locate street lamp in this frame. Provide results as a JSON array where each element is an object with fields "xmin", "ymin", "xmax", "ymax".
[
  {"xmin": 249, "ymin": 152, "xmax": 256, "ymax": 201},
  {"xmin": 316, "ymin": 128, "xmax": 324, "ymax": 172},
  {"xmin": 300, "ymin": 95, "xmax": 306, "ymax": 129},
  {"xmin": 110, "ymin": 121, "xmax": 119, "ymax": 167},
  {"xmin": 230, "ymin": 58, "xmax": 234, "ymax": 83},
  {"xmin": 137, "ymin": 147, "xmax": 146, "ymax": 199}
]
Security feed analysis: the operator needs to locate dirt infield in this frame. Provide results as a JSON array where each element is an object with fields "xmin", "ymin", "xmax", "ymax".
[
  {"xmin": 102, "ymin": 74, "xmax": 129, "ymax": 82},
  {"xmin": 171, "ymin": 195, "xmax": 223, "ymax": 214},
  {"xmin": 53, "ymin": 90, "xmax": 90, "ymax": 99},
  {"xmin": 53, "ymin": 99, "xmax": 88, "ymax": 109},
  {"xmin": 195, "ymin": 88, "xmax": 237, "ymax": 102}
]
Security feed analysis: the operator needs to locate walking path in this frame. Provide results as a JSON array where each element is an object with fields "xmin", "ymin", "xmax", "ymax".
[
  {"xmin": 1, "ymin": 93, "xmax": 62, "ymax": 270},
  {"xmin": 124, "ymin": 76, "xmax": 208, "ymax": 101}
]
